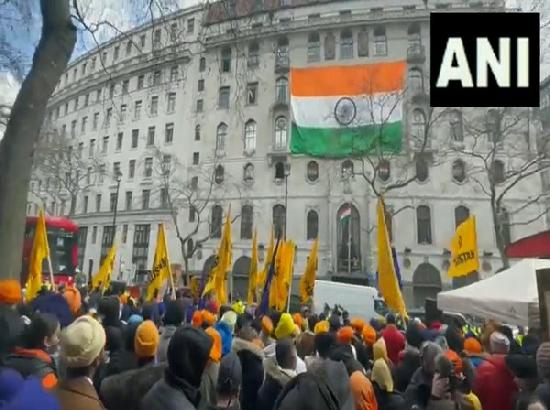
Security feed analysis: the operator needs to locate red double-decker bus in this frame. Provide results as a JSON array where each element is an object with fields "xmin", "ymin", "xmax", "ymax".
[{"xmin": 22, "ymin": 215, "xmax": 79, "ymax": 287}]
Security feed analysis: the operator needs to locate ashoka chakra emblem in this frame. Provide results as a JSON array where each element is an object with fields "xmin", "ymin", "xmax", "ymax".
[{"xmin": 334, "ymin": 97, "xmax": 357, "ymax": 126}]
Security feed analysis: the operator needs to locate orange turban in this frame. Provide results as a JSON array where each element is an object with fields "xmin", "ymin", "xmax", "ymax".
[
  {"xmin": 201, "ymin": 310, "xmax": 217, "ymax": 326},
  {"xmin": 351, "ymin": 318, "xmax": 365, "ymax": 334},
  {"xmin": 192, "ymin": 310, "xmax": 203, "ymax": 328},
  {"xmin": 293, "ymin": 313, "xmax": 303, "ymax": 330},
  {"xmin": 463, "ymin": 337, "xmax": 482, "ymax": 355},
  {"xmin": 119, "ymin": 292, "xmax": 129, "ymax": 305},
  {"xmin": 0, "ymin": 279, "xmax": 21, "ymax": 305},
  {"xmin": 337, "ymin": 326, "xmax": 354, "ymax": 344},
  {"xmin": 445, "ymin": 349, "xmax": 463, "ymax": 375},
  {"xmin": 262, "ymin": 316, "xmax": 273, "ymax": 336},
  {"xmin": 362, "ymin": 324, "xmax": 376, "ymax": 346},
  {"xmin": 63, "ymin": 286, "xmax": 82, "ymax": 316},
  {"xmin": 205, "ymin": 326, "xmax": 222, "ymax": 362}
]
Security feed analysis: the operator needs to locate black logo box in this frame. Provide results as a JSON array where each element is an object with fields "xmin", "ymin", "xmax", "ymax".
[{"xmin": 429, "ymin": 12, "xmax": 539, "ymax": 107}]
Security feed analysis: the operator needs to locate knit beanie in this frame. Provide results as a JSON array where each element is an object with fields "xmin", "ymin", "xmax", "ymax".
[
  {"xmin": 337, "ymin": 326, "xmax": 354, "ymax": 345},
  {"xmin": 275, "ymin": 313, "xmax": 296, "ymax": 340},
  {"xmin": 0, "ymin": 280, "xmax": 22, "ymax": 305},
  {"xmin": 351, "ymin": 318, "xmax": 365, "ymax": 334},
  {"xmin": 134, "ymin": 320, "xmax": 160, "ymax": 358},
  {"xmin": 362, "ymin": 324, "xmax": 376, "ymax": 346},
  {"xmin": 192, "ymin": 310, "xmax": 203, "ymax": 328},
  {"xmin": 205, "ymin": 326, "xmax": 222, "ymax": 363},
  {"xmin": 489, "ymin": 331, "xmax": 510, "ymax": 354},
  {"xmin": 314, "ymin": 320, "xmax": 330, "ymax": 335},
  {"xmin": 63, "ymin": 287, "xmax": 82, "ymax": 316},
  {"xmin": 220, "ymin": 311, "xmax": 238, "ymax": 334},
  {"xmin": 61, "ymin": 315, "xmax": 106, "ymax": 368},
  {"xmin": 537, "ymin": 342, "xmax": 550, "ymax": 380},
  {"xmin": 201, "ymin": 310, "xmax": 217, "ymax": 327},
  {"xmin": 261, "ymin": 316, "xmax": 274, "ymax": 336}
]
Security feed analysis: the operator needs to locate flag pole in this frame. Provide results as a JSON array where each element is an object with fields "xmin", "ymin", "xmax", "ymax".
[
  {"xmin": 348, "ymin": 201, "xmax": 352, "ymax": 276},
  {"xmin": 162, "ymin": 224, "xmax": 177, "ymax": 299},
  {"xmin": 47, "ymin": 256, "xmax": 55, "ymax": 290}
]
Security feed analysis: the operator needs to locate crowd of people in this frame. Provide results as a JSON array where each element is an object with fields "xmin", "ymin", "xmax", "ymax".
[{"xmin": 0, "ymin": 278, "xmax": 550, "ymax": 410}]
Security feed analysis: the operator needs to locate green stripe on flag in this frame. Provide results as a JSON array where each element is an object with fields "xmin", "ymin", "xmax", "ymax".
[{"xmin": 290, "ymin": 121, "xmax": 402, "ymax": 158}]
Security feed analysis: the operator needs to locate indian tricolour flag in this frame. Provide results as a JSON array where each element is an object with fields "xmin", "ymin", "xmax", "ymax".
[
  {"xmin": 340, "ymin": 206, "xmax": 352, "ymax": 223},
  {"xmin": 290, "ymin": 60, "xmax": 406, "ymax": 158}
]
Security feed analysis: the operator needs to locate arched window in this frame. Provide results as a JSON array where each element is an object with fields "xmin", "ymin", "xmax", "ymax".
[
  {"xmin": 241, "ymin": 204, "xmax": 253, "ymax": 239},
  {"xmin": 275, "ymin": 161, "xmax": 285, "ymax": 180},
  {"xmin": 407, "ymin": 22, "xmax": 421, "ymax": 48},
  {"xmin": 273, "ymin": 204, "xmax": 286, "ymax": 238},
  {"xmin": 214, "ymin": 165, "xmax": 224, "ymax": 184},
  {"xmin": 211, "ymin": 205, "xmax": 223, "ymax": 238},
  {"xmin": 195, "ymin": 124, "xmax": 201, "ymax": 141},
  {"xmin": 487, "ymin": 109, "xmax": 501, "ymax": 142},
  {"xmin": 452, "ymin": 159, "xmax": 466, "ymax": 183},
  {"xmin": 324, "ymin": 32, "xmax": 336, "ymax": 60},
  {"xmin": 449, "ymin": 110, "xmax": 463, "ymax": 142},
  {"xmin": 244, "ymin": 120, "xmax": 256, "ymax": 153},
  {"xmin": 307, "ymin": 209, "xmax": 319, "ymax": 240},
  {"xmin": 307, "ymin": 161, "xmax": 319, "ymax": 182},
  {"xmin": 341, "ymin": 159, "xmax": 353, "ymax": 179},
  {"xmin": 455, "ymin": 205, "xmax": 470, "ymax": 228},
  {"xmin": 416, "ymin": 205, "xmax": 432, "ymax": 244},
  {"xmin": 378, "ymin": 159, "xmax": 391, "ymax": 182},
  {"xmin": 408, "ymin": 68, "xmax": 423, "ymax": 93},
  {"xmin": 374, "ymin": 26, "xmax": 387, "ymax": 56},
  {"xmin": 307, "ymin": 32, "xmax": 320, "ymax": 62},
  {"xmin": 411, "ymin": 109, "xmax": 426, "ymax": 140},
  {"xmin": 221, "ymin": 47, "xmax": 231, "ymax": 72},
  {"xmin": 243, "ymin": 163, "xmax": 254, "ymax": 183},
  {"xmin": 358, "ymin": 28, "xmax": 369, "ymax": 57},
  {"xmin": 492, "ymin": 159, "xmax": 505, "ymax": 184},
  {"xmin": 199, "ymin": 57, "xmax": 206, "ymax": 72},
  {"xmin": 275, "ymin": 77, "xmax": 288, "ymax": 103},
  {"xmin": 337, "ymin": 204, "xmax": 361, "ymax": 271},
  {"xmin": 340, "ymin": 29, "xmax": 353, "ymax": 59},
  {"xmin": 274, "ymin": 116, "xmax": 287, "ymax": 149},
  {"xmin": 248, "ymin": 41, "xmax": 259, "ymax": 68},
  {"xmin": 216, "ymin": 123, "xmax": 227, "ymax": 153},
  {"xmin": 416, "ymin": 155, "xmax": 429, "ymax": 182}
]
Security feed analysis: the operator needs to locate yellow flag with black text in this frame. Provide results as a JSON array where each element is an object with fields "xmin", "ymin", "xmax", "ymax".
[
  {"xmin": 247, "ymin": 229, "xmax": 259, "ymax": 305},
  {"xmin": 26, "ymin": 208, "xmax": 51, "ymax": 301},
  {"xmin": 91, "ymin": 244, "xmax": 117, "ymax": 293},
  {"xmin": 448, "ymin": 216, "xmax": 479, "ymax": 278},
  {"xmin": 145, "ymin": 224, "xmax": 172, "ymax": 302},
  {"xmin": 299, "ymin": 237, "xmax": 319, "ymax": 304}
]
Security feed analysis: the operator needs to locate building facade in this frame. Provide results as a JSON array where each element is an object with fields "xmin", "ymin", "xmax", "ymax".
[{"xmin": 29, "ymin": 0, "xmax": 547, "ymax": 307}]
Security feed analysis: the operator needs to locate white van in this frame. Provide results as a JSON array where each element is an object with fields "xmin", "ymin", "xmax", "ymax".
[{"xmin": 312, "ymin": 280, "xmax": 388, "ymax": 321}]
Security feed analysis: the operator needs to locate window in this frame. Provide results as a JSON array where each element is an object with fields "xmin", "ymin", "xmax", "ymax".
[
  {"xmin": 408, "ymin": 68, "xmax": 423, "ymax": 93},
  {"xmin": 218, "ymin": 86, "xmax": 230, "ymax": 108},
  {"xmin": 215, "ymin": 123, "xmax": 227, "ymax": 154},
  {"xmin": 275, "ymin": 37, "xmax": 289, "ymax": 70},
  {"xmin": 86, "ymin": 167, "xmax": 92, "ymax": 184},
  {"xmin": 170, "ymin": 65, "xmax": 178, "ymax": 82},
  {"xmin": 191, "ymin": 176, "xmax": 198, "ymax": 190},
  {"xmin": 407, "ymin": 22, "xmax": 422, "ymax": 49},
  {"xmin": 416, "ymin": 155, "xmax": 429, "ymax": 182},
  {"xmin": 492, "ymin": 160, "xmax": 505, "ymax": 184},
  {"xmin": 307, "ymin": 32, "xmax": 321, "ymax": 63},
  {"xmin": 109, "ymin": 83, "xmax": 115, "ymax": 98},
  {"xmin": 358, "ymin": 28, "xmax": 369, "ymax": 57},
  {"xmin": 196, "ymin": 99, "xmax": 203, "ymax": 112},
  {"xmin": 92, "ymin": 226, "xmax": 98, "ymax": 244},
  {"xmin": 273, "ymin": 204, "xmax": 286, "ymax": 238},
  {"xmin": 142, "ymin": 190, "xmax": 151, "ymax": 209},
  {"xmin": 187, "ymin": 18, "xmax": 195, "ymax": 33},
  {"xmin": 83, "ymin": 196, "xmax": 89, "ymax": 214},
  {"xmin": 198, "ymin": 79, "xmax": 205, "ymax": 92},
  {"xmin": 215, "ymin": 165, "xmax": 225, "ymax": 184},
  {"xmin": 199, "ymin": 57, "xmax": 206, "ymax": 72},
  {"xmin": 130, "ymin": 129, "xmax": 139, "ymax": 149},
  {"xmin": 487, "ymin": 109, "xmax": 501, "ymax": 142},
  {"xmin": 140, "ymin": 34, "xmax": 146, "ymax": 48},
  {"xmin": 189, "ymin": 206, "xmax": 196, "ymax": 223},
  {"xmin": 449, "ymin": 110, "xmax": 463, "ymax": 142},
  {"xmin": 241, "ymin": 205, "xmax": 253, "ymax": 239},
  {"xmin": 102, "ymin": 136, "xmax": 109, "ymax": 153},
  {"xmin": 307, "ymin": 161, "xmax": 319, "ymax": 182},
  {"xmin": 89, "ymin": 139, "xmax": 96, "ymax": 157},
  {"xmin": 248, "ymin": 42, "xmax": 260, "ymax": 68},
  {"xmin": 416, "ymin": 205, "xmax": 432, "ymax": 244},
  {"xmin": 275, "ymin": 77, "xmax": 288, "ymax": 103},
  {"xmin": 147, "ymin": 126, "xmax": 155, "ymax": 146},
  {"xmin": 170, "ymin": 23, "xmax": 178, "ymax": 41},
  {"xmin": 74, "ymin": 97, "xmax": 79, "ymax": 110},
  {"xmin": 144, "ymin": 157, "xmax": 153, "ymax": 177},
  {"xmin": 81, "ymin": 116, "xmax": 87, "ymax": 133},
  {"xmin": 374, "ymin": 26, "xmax": 387, "ymax": 56},
  {"xmin": 160, "ymin": 188, "xmax": 169, "ymax": 208},
  {"xmin": 274, "ymin": 116, "xmax": 288, "ymax": 149},
  {"xmin": 126, "ymin": 40, "xmax": 132, "ymax": 55},
  {"xmin": 91, "ymin": 56, "xmax": 96, "ymax": 70},
  {"xmin": 162, "ymin": 154, "xmax": 171, "ymax": 175},
  {"xmin": 452, "ymin": 159, "xmax": 466, "ymax": 183},
  {"xmin": 243, "ymin": 163, "xmax": 254, "ymax": 183},
  {"xmin": 122, "ymin": 79, "xmax": 129, "ymax": 94},
  {"xmin": 307, "ymin": 210, "xmax": 319, "ymax": 239},
  {"xmin": 71, "ymin": 120, "xmax": 77, "ymax": 138},
  {"xmin": 340, "ymin": 30, "xmax": 353, "ymax": 59},
  {"xmin": 137, "ymin": 74, "xmax": 144, "ymax": 89},
  {"xmin": 193, "ymin": 152, "xmax": 199, "ymax": 165},
  {"xmin": 122, "ymin": 225, "xmax": 128, "ymax": 243},
  {"xmin": 166, "ymin": 92, "xmax": 176, "ymax": 114},
  {"xmin": 275, "ymin": 162, "xmax": 285, "ymax": 180},
  {"xmin": 120, "ymin": 104, "xmax": 127, "ymax": 121},
  {"xmin": 84, "ymin": 94, "xmax": 89, "ymax": 107},
  {"xmin": 134, "ymin": 100, "xmax": 142, "ymax": 120},
  {"xmin": 105, "ymin": 107, "xmax": 112, "ymax": 127},
  {"xmin": 115, "ymin": 132, "xmax": 123, "ymax": 151},
  {"xmin": 153, "ymin": 29, "xmax": 161, "ymax": 47},
  {"xmin": 64, "ymin": 103, "xmax": 68, "ymax": 115},
  {"xmin": 246, "ymin": 82, "xmax": 258, "ymax": 105},
  {"xmin": 110, "ymin": 193, "xmax": 117, "ymax": 212},
  {"xmin": 325, "ymin": 32, "xmax": 336, "ymax": 60},
  {"xmin": 98, "ymin": 165, "xmax": 106, "ymax": 183},
  {"xmin": 61, "ymin": 124, "xmax": 66, "ymax": 137},
  {"xmin": 411, "ymin": 109, "xmax": 426, "ymax": 140},
  {"xmin": 153, "ymin": 70, "xmax": 161, "ymax": 86},
  {"xmin": 95, "ymin": 194, "xmax": 102, "ymax": 212},
  {"xmin": 113, "ymin": 161, "xmax": 121, "ymax": 178},
  {"xmin": 195, "ymin": 125, "xmax": 201, "ymax": 140},
  {"xmin": 221, "ymin": 47, "xmax": 232, "ymax": 72},
  {"xmin": 129, "ymin": 159, "xmax": 136, "ymax": 178},
  {"xmin": 244, "ymin": 120, "xmax": 256, "ymax": 153},
  {"xmin": 341, "ymin": 159, "xmax": 353, "ymax": 178},
  {"xmin": 150, "ymin": 96, "xmax": 158, "ymax": 115},
  {"xmin": 96, "ymin": 89, "xmax": 101, "ymax": 102},
  {"xmin": 211, "ymin": 205, "xmax": 223, "ymax": 238},
  {"xmin": 132, "ymin": 224, "xmax": 150, "ymax": 270},
  {"xmin": 78, "ymin": 143, "xmax": 84, "ymax": 158},
  {"xmin": 162, "ymin": 122, "xmax": 173, "ymax": 144},
  {"xmin": 454, "ymin": 205, "xmax": 470, "ymax": 228},
  {"xmin": 378, "ymin": 160, "xmax": 391, "ymax": 182}
]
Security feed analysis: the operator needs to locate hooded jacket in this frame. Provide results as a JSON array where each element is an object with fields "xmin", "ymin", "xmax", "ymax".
[
  {"xmin": 232, "ymin": 337, "xmax": 264, "ymax": 410},
  {"xmin": 473, "ymin": 354, "xmax": 517, "ymax": 410},
  {"xmin": 257, "ymin": 356, "xmax": 297, "ymax": 410},
  {"xmin": 307, "ymin": 358, "xmax": 354, "ymax": 410},
  {"xmin": 381, "ymin": 325, "xmax": 405, "ymax": 366},
  {"xmin": 2, "ymin": 347, "xmax": 57, "ymax": 389},
  {"xmin": 215, "ymin": 322, "xmax": 233, "ymax": 357},
  {"xmin": 404, "ymin": 366, "xmax": 434, "ymax": 409}
]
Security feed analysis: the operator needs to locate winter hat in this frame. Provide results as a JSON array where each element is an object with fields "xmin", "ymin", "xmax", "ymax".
[
  {"xmin": 220, "ymin": 311, "xmax": 238, "ymax": 334},
  {"xmin": 351, "ymin": 318, "xmax": 365, "ymax": 334},
  {"xmin": 128, "ymin": 314, "xmax": 144, "ymax": 325},
  {"xmin": 293, "ymin": 313, "xmax": 304, "ymax": 330},
  {"xmin": 61, "ymin": 315, "xmax": 106, "ymax": 368},
  {"xmin": 275, "ymin": 313, "xmax": 297, "ymax": 340},
  {"xmin": 337, "ymin": 326, "xmax": 353, "ymax": 345},
  {"xmin": 262, "ymin": 315, "xmax": 274, "ymax": 335},
  {"xmin": 0, "ymin": 279, "xmax": 22, "ymax": 305},
  {"xmin": 362, "ymin": 324, "xmax": 377, "ymax": 346},
  {"xmin": 372, "ymin": 358, "xmax": 394, "ymax": 393},
  {"xmin": 63, "ymin": 286, "xmax": 81, "ymax": 316},
  {"xmin": 537, "ymin": 342, "xmax": 550, "ymax": 379},
  {"xmin": 205, "ymin": 326, "xmax": 222, "ymax": 363},
  {"xmin": 489, "ymin": 331, "xmax": 510, "ymax": 354},
  {"xmin": 192, "ymin": 310, "xmax": 203, "ymax": 327},
  {"xmin": 506, "ymin": 354, "xmax": 538, "ymax": 379},
  {"xmin": 314, "ymin": 320, "xmax": 330, "ymax": 335},
  {"xmin": 201, "ymin": 310, "xmax": 217, "ymax": 327},
  {"xmin": 3, "ymin": 378, "xmax": 60, "ymax": 410},
  {"xmin": 217, "ymin": 351, "xmax": 242, "ymax": 396},
  {"xmin": 134, "ymin": 320, "xmax": 159, "ymax": 358},
  {"xmin": 463, "ymin": 337, "xmax": 482, "ymax": 355}
]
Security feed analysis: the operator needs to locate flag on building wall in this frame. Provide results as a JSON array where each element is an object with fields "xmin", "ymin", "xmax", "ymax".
[
  {"xmin": 290, "ymin": 61, "xmax": 406, "ymax": 158},
  {"xmin": 26, "ymin": 208, "xmax": 51, "ymax": 301},
  {"xmin": 299, "ymin": 237, "xmax": 319, "ymax": 304},
  {"xmin": 145, "ymin": 224, "xmax": 172, "ymax": 302},
  {"xmin": 376, "ymin": 198, "xmax": 407, "ymax": 319},
  {"xmin": 247, "ymin": 229, "xmax": 259, "ymax": 305},
  {"xmin": 91, "ymin": 244, "xmax": 117, "ymax": 294},
  {"xmin": 448, "ymin": 216, "xmax": 480, "ymax": 278}
]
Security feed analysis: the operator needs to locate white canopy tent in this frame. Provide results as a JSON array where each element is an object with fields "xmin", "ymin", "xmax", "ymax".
[{"xmin": 437, "ymin": 258, "xmax": 550, "ymax": 327}]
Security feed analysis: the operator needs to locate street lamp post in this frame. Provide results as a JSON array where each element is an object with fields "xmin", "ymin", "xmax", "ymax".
[
  {"xmin": 112, "ymin": 173, "xmax": 122, "ymax": 246},
  {"xmin": 284, "ymin": 162, "xmax": 291, "ymax": 239}
]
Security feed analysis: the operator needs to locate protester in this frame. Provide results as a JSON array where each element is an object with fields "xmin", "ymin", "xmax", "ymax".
[
  {"xmin": 158, "ymin": 300, "xmax": 185, "ymax": 363},
  {"xmin": 210, "ymin": 352, "xmax": 242, "ymax": 410},
  {"xmin": 232, "ymin": 325, "xmax": 264, "ymax": 410},
  {"xmin": 372, "ymin": 357, "xmax": 405, "ymax": 410},
  {"xmin": 295, "ymin": 313, "xmax": 317, "ymax": 359},
  {"xmin": 535, "ymin": 342, "xmax": 550, "ymax": 403},
  {"xmin": 404, "ymin": 341, "xmax": 443, "ymax": 408},
  {"xmin": 54, "ymin": 315, "xmax": 106, "ymax": 410},
  {"xmin": 463, "ymin": 336, "xmax": 485, "ymax": 369},
  {"xmin": 380, "ymin": 313, "xmax": 405, "ymax": 366},
  {"xmin": 199, "ymin": 326, "xmax": 222, "ymax": 410},
  {"xmin": 260, "ymin": 315, "xmax": 275, "ymax": 347},
  {"xmin": 506, "ymin": 354, "xmax": 539, "ymax": 410},
  {"xmin": 141, "ymin": 325, "xmax": 212, "ymax": 410},
  {"xmin": 216, "ymin": 311, "xmax": 237, "ymax": 357}
]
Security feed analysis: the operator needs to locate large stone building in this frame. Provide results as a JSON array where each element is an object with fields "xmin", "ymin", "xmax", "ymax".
[{"xmin": 29, "ymin": 0, "xmax": 547, "ymax": 307}]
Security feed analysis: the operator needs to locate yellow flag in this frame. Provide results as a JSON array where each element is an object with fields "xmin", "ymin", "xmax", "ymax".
[
  {"xmin": 91, "ymin": 244, "xmax": 117, "ymax": 293},
  {"xmin": 145, "ymin": 224, "xmax": 172, "ymax": 302},
  {"xmin": 26, "ymin": 208, "xmax": 51, "ymax": 301},
  {"xmin": 247, "ymin": 229, "xmax": 259, "ymax": 305},
  {"xmin": 270, "ymin": 240, "xmax": 295, "ymax": 311},
  {"xmin": 299, "ymin": 237, "xmax": 319, "ymax": 304},
  {"xmin": 257, "ymin": 226, "xmax": 274, "ymax": 294},
  {"xmin": 377, "ymin": 198, "xmax": 407, "ymax": 319},
  {"xmin": 448, "ymin": 216, "xmax": 479, "ymax": 278}
]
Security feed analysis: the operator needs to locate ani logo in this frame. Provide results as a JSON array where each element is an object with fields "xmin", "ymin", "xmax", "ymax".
[{"xmin": 334, "ymin": 97, "xmax": 356, "ymax": 126}]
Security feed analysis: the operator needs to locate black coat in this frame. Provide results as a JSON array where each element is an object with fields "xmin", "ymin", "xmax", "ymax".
[
  {"xmin": 232, "ymin": 337, "xmax": 264, "ymax": 410},
  {"xmin": 374, "ymin": 383, "xmax": 406, "ymax": 410},
  {"xmin": 2, "ymin": 348, "xmax": 56, "ymax": 380},
  {"xmin": 141, "ymin": 378, "xmax": 198, "ymax": 410},
  {"xmin": 257, "ymin": 374, "xmax": 284, "ymax": 410}
]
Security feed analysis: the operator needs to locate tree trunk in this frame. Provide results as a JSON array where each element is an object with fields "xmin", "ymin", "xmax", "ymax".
[
  {"xmin": 0, "ymin": 0, "xmax": 76, "ymax": 279},
  {"xmin": 491, "ymin": 202, "xmax": 510, "ymax": 270},
  {"xmin": 69, "ymin": 194, "xmax": 77, "ymax": 216}
]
